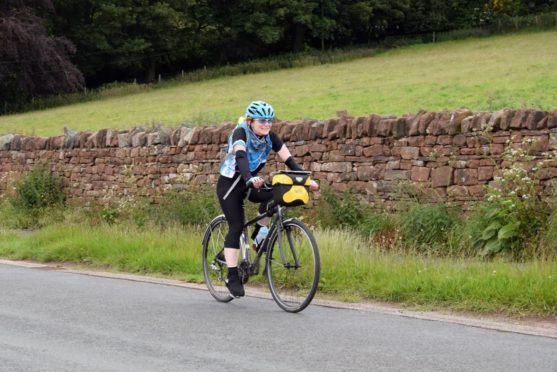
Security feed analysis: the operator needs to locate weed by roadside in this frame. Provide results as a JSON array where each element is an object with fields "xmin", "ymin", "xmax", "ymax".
[
  {"xmin": 398, "ymin": 203, "xmax": 461, "ymax": 254},
  {"xmin": 316, "ymin": 183, "xmax": 396, "ymax": 240},
  {"xmin": 462, "ymin": 140, "xmax": 557, "ymax": 260},
  {"xmin": 0, "ymin": 164, "xmax": 66, "ymax": 229}
]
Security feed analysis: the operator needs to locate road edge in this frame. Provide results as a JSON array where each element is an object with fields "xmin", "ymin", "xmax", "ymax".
[{"xmin": 1, "ymin": 258, "xmax": 556, "ymax": 339}]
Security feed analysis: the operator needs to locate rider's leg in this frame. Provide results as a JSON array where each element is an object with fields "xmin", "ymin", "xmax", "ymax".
[
  {"xmin": 224, "ymin": 248, "xmax": 239, "ymax": 267},
  {"xmin": 217, "ymin": 175, "xmax": 247, "ymax": 297},
  {"xmin": 217, "ymin": 175, "xmax": 246, "ymax": 257}
]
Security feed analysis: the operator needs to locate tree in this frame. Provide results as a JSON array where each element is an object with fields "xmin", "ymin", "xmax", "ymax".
[
  {"xmin": 53, "ymin": 0, "xmax": 218, "ymax": 84},
  {"xmin": 0, "ymin": 0, "xmax": 84, "ymax": 110}
]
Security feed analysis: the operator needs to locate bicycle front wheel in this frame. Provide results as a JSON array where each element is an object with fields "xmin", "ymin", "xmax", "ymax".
[
  {"xmin": 266, "ymin": 219, "xmax": 320, "ymax": 313},
  {"xmin": 202, "ymin": 215, "xmax": 233, "ymax": 303}
]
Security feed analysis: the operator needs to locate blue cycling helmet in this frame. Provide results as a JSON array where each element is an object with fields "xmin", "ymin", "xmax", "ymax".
[{"xmin": 245, "ymin": 100, "xmax": 275, "ymax": 119}]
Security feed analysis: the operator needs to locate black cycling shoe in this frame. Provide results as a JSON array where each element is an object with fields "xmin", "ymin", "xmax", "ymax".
[{"xmin": 226, "ymin": 274, "xmax": 245, "ymax": 297}]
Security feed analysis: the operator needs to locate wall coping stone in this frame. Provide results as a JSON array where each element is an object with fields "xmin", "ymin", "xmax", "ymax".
[{"xmin": 2, "ymin": 109, "xmax": 556, "ymax": 152}]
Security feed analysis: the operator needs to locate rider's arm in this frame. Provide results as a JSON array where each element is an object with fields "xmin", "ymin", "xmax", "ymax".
[
  {"xmin": 271, "ymin": 133, "xmax": 318, "ymax": 190},
  {"xmin": 271, "ymin": 132, "xmax": 303, "ymax": 171},
  {"xmin": 231, "ymin": 128, "xmax": 252, "ymax": 182},
  {"xmin": 277, "ymin": 145, "xmax": 303, "ymax": 171}
]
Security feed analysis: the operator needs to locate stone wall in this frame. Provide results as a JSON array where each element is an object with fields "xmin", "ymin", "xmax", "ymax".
[{"xmin": 1, "ymin": 108, "xmax": 557, "ymax": 207}]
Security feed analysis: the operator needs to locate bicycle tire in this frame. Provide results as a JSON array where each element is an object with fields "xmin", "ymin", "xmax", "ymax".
[
  {"xmin": 202, "ymin": 215, "xmax": 233, "ymax": 303},
  {"xmin": 266, "ymin": 218, "xmax": 320, "ymax": 312}
]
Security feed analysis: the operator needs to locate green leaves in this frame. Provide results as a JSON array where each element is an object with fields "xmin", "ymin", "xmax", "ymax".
[
  {"xmin": 479, "ymin": 221, "xmax": 520, "ymax": 257},
  {"xmin": 472, "ymin": 139, "xmax": 553, "ymax": 259},
  {"xmin": 497, "ymin": 222, "xmax": 519, "ymax": 240},
  {"xmin": 481, "ymin": 221, "xmax": 501, "ymax": 240},
  {"xmin": 481, "ymin": 239, "xmax": 502, "ymax": 256}
]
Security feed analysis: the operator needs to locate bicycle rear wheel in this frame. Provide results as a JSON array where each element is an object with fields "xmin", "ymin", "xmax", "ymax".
[
  {"xmin": 266, "ymin": 219, "xmax": 320, "ymax": 313},
  {"xmin": 202, "ymin": 215, "xmax": 233, "ymax": 302}
]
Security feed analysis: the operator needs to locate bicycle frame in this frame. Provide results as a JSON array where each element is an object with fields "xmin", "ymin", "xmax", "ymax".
[{"xmin": 239, "ymin": 200, "xmax": 299, "ymax": 278}]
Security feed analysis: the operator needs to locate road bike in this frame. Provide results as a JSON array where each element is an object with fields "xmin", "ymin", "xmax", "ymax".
[{"xmin": 202, "ymin": 171, "xmax": 320, "ymax": 313}]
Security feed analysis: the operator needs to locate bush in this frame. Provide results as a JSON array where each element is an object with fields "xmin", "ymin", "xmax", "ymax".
[
  {"xmin": 359, "ymin": 212, "xmax": 394, "ymax": 237},
  {"xmin": 143, "ymin": 187, "xmax": 220, "ymax": 227},
  {"xmin": 320, "ymin": 186, "xmax": 365, "ymax": 229},
  {"xmin": 317, "ymin": 184, "xmax": 395, "ymax": 240},
  {"xmin": 399, "ymin": 203, "xmax": 460, "ymax": 249},
  {"xmin": 0, "ymin": 193, "xmax": 65, "ymax": 230},
  {"xmin": 0, "ymin": 164, "xmax": 66, "ymax": 229},
  {"xmin": 12, "ymin": 164, "xmax": 65, "ymax": 211},
  {"xmin": 465, "ymin": 141, "xmax": 553, "ymax": 259},
  {"xmin": 540, "ymin": 199, "xmax": 557, "ymax": 259}
]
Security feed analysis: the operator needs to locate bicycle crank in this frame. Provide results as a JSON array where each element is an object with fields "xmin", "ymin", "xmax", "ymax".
[{"xmin": 238, "ymin": 260, "xmax": 250, "ymax": 284}]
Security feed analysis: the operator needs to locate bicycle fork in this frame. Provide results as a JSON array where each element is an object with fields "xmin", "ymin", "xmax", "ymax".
[
  {"xmin": 274, "ymin": 216, "xmax": 302, "ymax": 271},
  {"xmin": 270, "ymin": 208, "xmax": 301, "ymax": 270}
]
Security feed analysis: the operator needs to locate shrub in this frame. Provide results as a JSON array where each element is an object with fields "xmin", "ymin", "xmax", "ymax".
[
  {"xmin": 359, "ymin": 212, "xmax": 395, "ymax": 237},
  {"xmin": 540, "ymin": 198, "xmax": 557, "ymax": 259},
  {"xmin": 0, "ymin": 170, "xmax": 66, "ymax": 229},
  {"xmin": 466, "ymin": 140, "xmax": 553, "ymax": 259},
  {"xmin": 317, "ymin": 184, "xmax": 395, "ymax": 240},
  {"xmin": 12, "ymin": 163, "xmax": 65, "ymax": 210},
  {"xmin": 399, "ymin": 203, "xmax": 460, "ymax": 248},
  {"xmin": 0, "ymin": 164, "xmax": 66, "ymax": 228},
  {"xmin": 320, "ymin": 186, "xmax": 365, "ymax": 229},
  {"xmin": 101, "ymin": 207, "xmax": 120, "ymax": 225},
  {"xmin": 145, "ymin": 187, "xmax": 220, "ymax": 227}
]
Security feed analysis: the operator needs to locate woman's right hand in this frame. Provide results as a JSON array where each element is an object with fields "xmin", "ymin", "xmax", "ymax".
[{"xmin": 246, "ymin": 176, "xmax": 265, "ymax": 189}]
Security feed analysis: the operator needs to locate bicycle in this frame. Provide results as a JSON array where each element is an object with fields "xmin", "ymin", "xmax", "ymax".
[{"xmin": 202, "ymin": 170, "xmax": 320, "ymax": 313}]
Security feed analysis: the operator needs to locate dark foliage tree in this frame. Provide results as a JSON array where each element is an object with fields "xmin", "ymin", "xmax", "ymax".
[
  {"xmin": 0, "ymin": 0, "xmax": 84, "ymax": 109},
  {"xmin": 53, "ymin": 0, "xmax": 219, "ymax": 84}
]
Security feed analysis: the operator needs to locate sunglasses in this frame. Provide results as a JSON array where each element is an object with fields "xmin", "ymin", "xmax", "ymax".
[{"xmin": 255, "ymin": 118, "xmax": 273, "ymax": 125}]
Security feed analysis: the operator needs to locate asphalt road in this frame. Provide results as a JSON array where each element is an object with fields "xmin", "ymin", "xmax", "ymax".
[{"xmin": 1, "ymin": 263, "xmax": 556, "ymax": 372}]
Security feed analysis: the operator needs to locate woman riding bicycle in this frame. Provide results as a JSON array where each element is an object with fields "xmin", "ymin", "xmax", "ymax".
[{"xmin": 217, "ymin": 100, "xmax": 318, "ymax": 297}]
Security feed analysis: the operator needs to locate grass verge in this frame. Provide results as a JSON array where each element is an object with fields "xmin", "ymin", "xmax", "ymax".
[{"xmin": 1, "ymin": 223, "xmax": 555, "ymax": 317}]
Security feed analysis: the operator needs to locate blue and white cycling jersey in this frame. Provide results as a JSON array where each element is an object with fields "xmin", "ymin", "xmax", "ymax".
[{"xmin": 219, "ymin": 122, "xmax": 273, "ymax": 178}]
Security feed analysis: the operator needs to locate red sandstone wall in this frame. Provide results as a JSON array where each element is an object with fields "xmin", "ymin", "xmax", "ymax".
[{"xmin": 1, "ymin": 108, "xmax": 556, "ymax": 206}]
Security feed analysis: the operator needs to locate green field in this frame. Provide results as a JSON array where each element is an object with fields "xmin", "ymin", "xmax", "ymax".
[{"xmin": 1, "ymin": 30, "xmax": 556, "ymax": 137}]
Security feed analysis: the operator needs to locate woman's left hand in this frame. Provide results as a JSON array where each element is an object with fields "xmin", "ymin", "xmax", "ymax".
[{"xmin": 309, "ymin": 180, "xmax": 319, "ymax": 191}]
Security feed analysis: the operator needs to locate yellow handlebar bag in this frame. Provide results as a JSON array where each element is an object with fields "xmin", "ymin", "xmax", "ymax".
[{"xmin": 272, "ymin": 171, "xmax": 311, "ymax": 207}]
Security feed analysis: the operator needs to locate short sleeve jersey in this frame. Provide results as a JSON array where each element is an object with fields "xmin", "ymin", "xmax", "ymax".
[{"xmin": 219, "ymin": 122, "xmax": 283, "ymax": 178}]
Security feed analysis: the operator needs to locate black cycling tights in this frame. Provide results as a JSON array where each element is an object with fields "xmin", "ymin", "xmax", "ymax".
[{"xmin": 216, "ymin": 175, "xmax": 273, "ymax": 249}]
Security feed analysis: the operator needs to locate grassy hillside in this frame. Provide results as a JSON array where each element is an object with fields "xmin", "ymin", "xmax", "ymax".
[{"xmin": 1, "ymin": 30, "xmax": 556, "ymax": 137}]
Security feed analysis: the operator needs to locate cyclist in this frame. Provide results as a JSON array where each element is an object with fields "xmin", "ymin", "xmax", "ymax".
[{"xmin": 217, "ymin": 100, "xmax": 318, "ymax": 297}]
